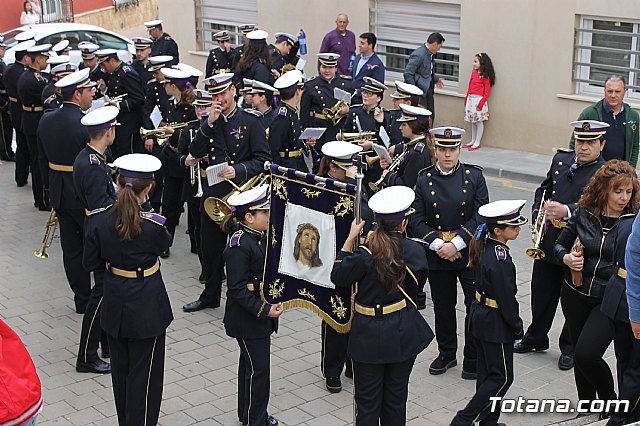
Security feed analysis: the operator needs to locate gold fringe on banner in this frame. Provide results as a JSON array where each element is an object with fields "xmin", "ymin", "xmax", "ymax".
[{"xmin": 282, "ymin": 298, "xmax": 352, "ymax": 334}]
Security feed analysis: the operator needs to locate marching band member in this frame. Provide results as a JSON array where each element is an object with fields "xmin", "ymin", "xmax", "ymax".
[
  {"xmin": 300, "ymin": 53, "xmax": 353, "ymax": 153},
  {"xmin": 96, "ymin": 49, "xmax": 145, "ymax": 158},
  {"xmin": 410, "ymin": 127, "xmax": 488, "ymax": 379},
  {"xmin": 271, "ymin": 69, "xmax": 311, "ymax": 172},
  {"xmin": 221, "ymin": 184, "xmax": 282, "ymax": 426},
  {"xmin": 41, "ymin": 56, "xmax": 73, "ymax": 112},
  {"xmin": 318, "ymin": 140, "xmax": 374, "ymax": 393},
  {"xmin": 158, "ymin": 67, "xmax": 197, "ymax": 257},
  {"xmin": 450, "ymin": 200, "xmax": 527, "ymax": 426},
  {"xmin": 387, "ymin": 80, "xmax": 424, "ymax": 156},
  {"xmin": 130, "ymin": 37, "xmax": 154, "ymax": 86},
  {"xmin": 205, "ymin": 31, "xmax": 232, "ymax": 78},
  {"xmin": 515, "ymin": 120, "xmax": 608, "ymax": 371},
  {"xmin": 77, "ymin": 42, "xmax": 107, "ymax": 99},
  {"xmin": 246, "ymin": 80, "xmax": 278, "ymax": 129},
  {"xmin": 379, "ymin": 104, "xmax": 432, "ymax": 189},
  {"xmin": 83, "ymin": 153, "xmax": 172, "ymax": 426},
  {"xmin": 183, "ymin": 73, "xmax": 270, "ymax": 312},
  {"xmin": 145, "ymin": 19, "xmax": 179, "ymax": 65},
  {"xmin": 331, "ymin": 185, "xmax": 434, "ymax": 425},
  {"xmin": 269, "ymin": 33, "xmax": 299, "ymax": 75},
  {"xmin": 230, "ymin": 24, "xmax": 258, "ymax": 73},
  {"xmin": 235, "ymin": 30, "xmax": 276, "ymax": 89},
  {"xmin": 556, "ymin": 160, "xmax": 638, "ymax": 412}
]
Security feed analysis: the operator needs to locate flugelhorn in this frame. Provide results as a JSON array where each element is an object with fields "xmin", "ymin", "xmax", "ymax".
[
  {"xmin": 368, "ymin": 150, "xmax": 408, "ymax": 193},
  {"xmin": 204, "ymin": 174, "xmax": 270, "ymax": 223},
  {"xmin": 140, "ymin": 120, "xmax": 198, "ymax": 147},
  {"xmin": 321, "ymin": 100, "xmax": 348, "ymax": 126},
  {"xmin": 526, "ymin": 190, "xmax": 547, "ymax": 260},
  {"xmin": 337, "ymin": 131, "xmax": 377, "ymax": 142},
  {"xmin": 34, "ymin": 209, "xmax": 58, "ymax": 259}
]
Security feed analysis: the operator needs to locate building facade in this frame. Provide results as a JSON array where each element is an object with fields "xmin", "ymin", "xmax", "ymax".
[{"xmin": 157, "ymin": 0, "xmax": 639, "ymax": 155}]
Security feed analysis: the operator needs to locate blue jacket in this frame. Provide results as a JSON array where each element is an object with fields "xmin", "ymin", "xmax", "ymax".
[
  {"xmin": 351, "ymin": 52, "xmax": 385, "ymax": 92},
  {"xmin": 403, "ymin": 44, "xmax": 439, "ymax": 99}
]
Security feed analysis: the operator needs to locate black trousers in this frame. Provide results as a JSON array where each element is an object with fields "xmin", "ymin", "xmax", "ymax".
[
  {"xmin": 25, "ymin": 133, "xmax": 43, "ymax": 208},
  {"xmin": 198, "ymin": 209, "xmax": 226, "ymax": 306},
  {"xmin": 77, "ymin": 270, "xmax": 106, "ymax": 363},
  {"xmin": 321, "ymin": 321, "xmax": 350, "ymax": 378},
  {"xmin": 236, "ymin": 337, "xmax": 271, "ymax": 426},
  {"xmin": 420, "ymin": 88, "xmax": 436, "ymax": 123},
  {"xmin": 37, "ymin": 135, "xmax": 49, "ymax": 208},
  {"xmin": 451, "ymin": 340, "xmax": 514, "ymax": 426},
  {"xmin": 521, "ymin": 260, "xmax": 573, "ymax": 354},
  {"xmin": 561, "ymin": 285, "xmax": 616, "ymax": 401},
  {"xmin": 0, "ymin": 108, "xmax": 14, "ymax": 160},
  {"xmin": 162, "ymin": 175, "xmax": 184, "ymax": 239},
  {"xmin": 187, "ymin": 200, "xmax": 204, "ymax": 273},
  {"xmin": 108, "ymin": 332, "xmax": 166, "ymax": 426},
  {"xmin": 56, "ymin": 208, "xmax": 91, "ymax": 311},
  {"xmin": 147, "ymin": 144, "xmax": 163, "ymax": 212},
  {"xmin": 13, "ymin": 127, "xmax": 29, "ymax": 186},
  {"xmin": 608, "ymin": 328, "xmax": 640, "ymax": 425},
  {"xmin": 429, "ymin": 268, "xmax": 477, "ymax": 368},
  {"xmin": 352, "ymin": 356, "xmax": 416, "ymax": 426}
]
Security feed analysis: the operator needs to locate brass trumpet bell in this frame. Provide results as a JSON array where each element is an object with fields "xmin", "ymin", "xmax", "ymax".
[
  {"xmin": 204, "ymin": 174, "xmax": 270, "ymax": 223},
  {"xmin": 525, "ymin": 247, "xmax": 545, "ymax": 260}
]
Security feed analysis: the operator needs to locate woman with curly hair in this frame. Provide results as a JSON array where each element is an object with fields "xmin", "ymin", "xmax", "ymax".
[
  {"xmin": 462, "ymin": 53, "xmax": 495, "ymax": 151},
  {"xmin": 555, "ymin": 159, "xmax": 639, "ymax": 416},
  {"xmin": 235, "ymin": 30, "xmax": 276, "ymax": 89}
]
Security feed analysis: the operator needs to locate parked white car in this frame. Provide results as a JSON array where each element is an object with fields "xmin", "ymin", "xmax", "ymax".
[{"xmin": 2, "ymin": 23, "xmax": 134, "ymax": 65}]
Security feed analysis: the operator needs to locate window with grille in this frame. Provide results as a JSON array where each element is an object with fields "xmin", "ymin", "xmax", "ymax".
[
  {"xmin": 372, "ymin": 0, "xmax": 460, "ymax": 88},
  {"xmin": 195, "ymin": 0, "xmax": 257, "ymax": 51},
  {"xmin": 574, "ymin": 16, "xmax": 640, "ymax": 98}
]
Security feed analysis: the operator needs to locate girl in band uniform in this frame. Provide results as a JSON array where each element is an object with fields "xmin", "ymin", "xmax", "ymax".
[
  {"xmin": 451, "ymin": 199, "xmax": 526, "ymax": 426},
  {"xmin": 83, "ymin": 153, "xmax": 173, "ymax": 426},
  {"xmin": 331, "ymin": 186, "xmax": 434, "ymax": 425},
  {"xmin": 221, "ymin": 184, "xmax": 282, "ymax": 426}
]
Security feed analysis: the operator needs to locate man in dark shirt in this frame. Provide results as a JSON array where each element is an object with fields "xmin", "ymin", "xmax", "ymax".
[
  {"xmin": 570, "ymin": 75, "xmax": 640, "ymax": 167},
  {"xmin": 145, "ymin": 20, "xmax": 179, "ymax": 66}
]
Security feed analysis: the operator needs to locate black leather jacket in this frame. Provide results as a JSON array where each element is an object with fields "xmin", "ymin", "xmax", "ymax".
[{"xmin": 554, "ymin": 206, "xmax": 634, "ymax": 299}]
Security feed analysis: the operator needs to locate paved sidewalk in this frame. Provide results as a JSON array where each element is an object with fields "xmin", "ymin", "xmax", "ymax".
[
  {"xmin": 0, "ymin": 145, "xmax": 611, "ymax": 426},
  {"xmin": 461, "ymin": 145, "xmax": 552, "ymax": 182}
]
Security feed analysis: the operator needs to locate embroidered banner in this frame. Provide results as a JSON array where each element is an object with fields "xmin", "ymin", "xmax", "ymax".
[{"xmin": 262, "ymin": 164, "xmax": 356, "ymax": 333}]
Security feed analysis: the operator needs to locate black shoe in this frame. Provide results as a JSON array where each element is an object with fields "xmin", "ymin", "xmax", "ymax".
[
  {"xmin": 513, "ymin": 340, "xmax": 548, "ymax": 354},
  {"xmin": 558, "ymin": 353, "xmax": 574, "ymax": 370},
  {"xmin": 160, "ymin": 248, "xmax": 170, "ymax": 259},
  {"xmin": 75, "ymin": 306, "xmax": 86, "ymax": 314},
  {"xmin": 198, "ymin": 271, "xmax": 206, "ymax": 283},
  {"xmin": 326, "ymin": 376, "xmax": 342, "ymax": 393},
  {"xmin": 76, "ymin": 359, "xmax": 111, "ymax": 374},
  {"xmin": 190, "ymin": 245, "xmax": 198, "ymax": 254},
  {"xmin": 265, "ymin": 415, "xmax": 278, "ymax": 425},
  {"xmin": 429, "ymin": 354, "xmax": 457, "ymax": 375},
  {"xmin": 38, "ymin": 204, "xmax": 50, "ymax": 212},
  {"xmin": 17, "ymin": 182, "xmax": 26, "ymax": 187},
  {"xmin": 461, "ymin": 366, "xmax": 477, "ymax": 380},
  {"xmin": 182, "ymin": 300, "xmax": 218, "ymax": 312},
  {"xmin": 345, "ymin": 361, "xmax": 353, "ymax": 379}
]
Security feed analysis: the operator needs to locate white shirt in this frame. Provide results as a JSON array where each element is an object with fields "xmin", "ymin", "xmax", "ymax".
[{"xmin": 20, "ymin": 11, "xmax": 39, "ymax": 26}]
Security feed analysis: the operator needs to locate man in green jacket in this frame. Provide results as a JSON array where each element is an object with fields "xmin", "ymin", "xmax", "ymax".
[{"xmin": 570, "ymin": 75, "xmax": 639, "ymax": 167}]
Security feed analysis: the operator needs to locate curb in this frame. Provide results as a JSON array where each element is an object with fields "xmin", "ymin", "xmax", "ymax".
[{"xmin": 481, "ymin": 165, "xmax": 544, "ymax": 185}]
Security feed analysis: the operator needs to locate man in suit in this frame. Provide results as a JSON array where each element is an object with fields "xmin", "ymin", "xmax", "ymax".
[
  {"xmin": 404, "ymin": 32, "xmax": 445, "ymax": 121},
  {"xmin": 351, "ymin": 32, "xmax": 385, "ymax": 104}
]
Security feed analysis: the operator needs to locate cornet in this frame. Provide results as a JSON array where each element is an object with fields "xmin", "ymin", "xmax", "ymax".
[
  {"xmin": 368, "ymin": 150, "xmax": 408, "ymax": 193},
  {"xmin": 104, "ymin": 93, "xmax": 128, "ymax": 106},
  {"xmin": 140, "ymin": 120, "xmax": 198, "ymax": 147},
  {"xmin": 34, "ymin": 209, "xmax": 58, "ymax": 259},
  {"xmin": 321, "ymin": 101, "xmax": 348, "ymax": 126},
  {"xmin": 526, "ymin": 190, "xmax": 547, "ymax": 260}
]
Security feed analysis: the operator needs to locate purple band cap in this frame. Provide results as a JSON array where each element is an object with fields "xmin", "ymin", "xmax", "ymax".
[
  {"xmin": 374, "ymin": 207, "xmax": 414, "ymax": 221},
  {"xmin": 164, "ymin": 77, "xmax": 190, "ymax": 85},
  {"xmin": 250, "ymin": 39, "xmax": 267, "ymax": 45},
  {"xmin": 60, "ymin": 78, "xmax": 94, "ymax": 93},
  {"xmin": 215, "ymin": 77, "xmax": 233, "ymax": 87},
  {"xmin": 233, "ymin": 196, "xmax": 270, "ymax": 216},
  {"xmin": 119, "ymin": 169, "xmax": 154, "ymax": 179},
  {"xmin": 85, "ymin": 119, "xmax": 118, "ymax": 131}
]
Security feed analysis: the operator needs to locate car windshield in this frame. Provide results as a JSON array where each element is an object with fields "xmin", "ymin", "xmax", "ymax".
[
  {"xmin": 81, "ymin": 31, "xmax": 128, "ymax": 50},
  {"xmin": 1, "ymin": 30, "xmax": 23, "ymax": 49}
]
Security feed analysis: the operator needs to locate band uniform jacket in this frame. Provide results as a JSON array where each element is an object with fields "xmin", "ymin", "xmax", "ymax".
[
  {"xmin": 41, "ymin": 81, "xmax": 62, "ymax": 112},
  {"xmin": 177, "ymin": 119, "xmax": 205, "ymax": 202},
  {"xmin": 3, "ymin": 62, "xmax": 27, "ymax": 129},
  {"xmin": 189, "ymin": 105, "xmax": 271, "ymax": 201},
  {"xmin": 259, "ymin": 106, "xmax": 277, "ymax": 130},
  {"xmin": 601, "ymin": 214, "xmax": 635, "ymax": 323},
  {"xmin": 230, "ymin": 44, "xmax": 245, "ymax": 73},
  {"xmin": 107, "ymin": 63, "xmax": 145, "ymax": 147},
  {"xmin": 73, "ymin": 145, "xmax": 117, "ymax": 210},
  {"xmin": 331, "ymin": 234, "xmax": 434, "ymax": 364},
  {"xmin": 385, "ymin": 109, "xmax": 409, "ymax": 146},
  {"xmin": 268, "ymin": 43, "xmax": 299, "ymax": 73},
  {"xmin": 0, "ymin": 58, "xmax": 8, "ymax": 112},
  {"xmin": 268, "ymin": 103, "xmax": 308, "ymax": 172},
  {"xmin": 235, "ymin": 61, "xmax": 275, "ymax": 89},
  {"xmin": 383, "ymin": 135, "xmax": 431, "ymax": 189},
  {"xmin": 206, "ymin": 47, "xmax": 231, "ymax": 77},
  {"xmin": 131, "ymin": 59, "xmax": 153, "ymax": 91},
  {"xmin": 78, "ymin": 63, "xmax": 109, "ymax": 100},
  {"xmin": 410, "ymin": 162, "xmax": 489, "ymax": 270},
  {"xmin": 161, "ymin": 101, "xmax": 197, "ymax": 178},
  {"xmin": 470, "ymin": 238, "xmax": 523, "ymax": 343},
  {"xmin": 17, "ymin": 67, "xmax": 48, "ymax": 136},
  {"xmin": 533, "ymin": 150, "xmax": 605, "ymax": 265},
  {"xmin": 39, "ymin": 102, "xmax": 89, "ymax": 211},
  {"xmin": 83, "ymin": 205, "xmax": 173, "ymax": 339},
  {"xmin": 142, "ymin": 78, "xmax": 172, "ymax": 131},
  {"xmin": 300, "ymin": 75, "xmax": 353, "ymax": 145},
  {"xmin": 151, "ymin": 33, "xmax": 179, "ymax": 65},
  {"xmin": 223, "ymin": 224, "xmax": 278, "ymax": 339}
]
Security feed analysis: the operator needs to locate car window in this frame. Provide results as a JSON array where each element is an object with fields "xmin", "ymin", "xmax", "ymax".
[
  {"xmin": 81, "ymin": 30, "xmax": 128, "ymax": 50},
  {"xmin": 1, "ymin": 30, "xmax": 22, "ymax": 49},
  {"xmin": 39, "ymin": 31, "xmax": 82, "ymax": 48}
]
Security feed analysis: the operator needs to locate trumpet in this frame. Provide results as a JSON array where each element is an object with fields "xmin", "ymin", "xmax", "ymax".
[
  {"xmin": 34, "ymin": 209, "xmax": 58, "ymax": 259},
  {"xmin": 194, "ymin": 162, "xmax": 203, "ymax": 197},
  {"xmin": 204, "ymin": 174, "xmax": 270, "ymax": 223},
  {"xmin": 140, "ymin": 120, "xmax": 198, "ymax": 147},
  {"xmin": 337, "ymin": 131, "xmax": 377, "ymax": 143},
  {"xmin": 368, "ymin": 151, "xmax": 408, "ymax": 193},
  {"xmin": 104, "ymin": 93, "xmax": 127, "ymax": 106},
  {"xmin": 321, "ymin": 101, "xmax": 348, "ymax": 126},
  {"xmin": 526, "ymin": 190, "xmax": 547, "ymax": 260}
]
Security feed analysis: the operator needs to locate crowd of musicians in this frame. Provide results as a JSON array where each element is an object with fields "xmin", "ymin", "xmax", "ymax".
[{"xmin": 3, "ymin": 17, "xmax": 640, "ymax": 426}]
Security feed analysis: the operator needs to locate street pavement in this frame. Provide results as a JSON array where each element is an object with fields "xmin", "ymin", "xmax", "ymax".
[{"xmin": 0, "ymin": 147, "xmax": 615, "ymax": 426}]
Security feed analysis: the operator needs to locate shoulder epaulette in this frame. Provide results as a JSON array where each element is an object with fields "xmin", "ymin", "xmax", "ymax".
[
  {"xmin": 164, "ymin": 35, "xmax": 172, "ymax": 41},
  {"xmin": 140, "ymin": 211, "xmax": 166, "ymax": 226},
  {"xmin": 557, "ymin": 148, "xmax": 574, "ymax": 153},
  {"xmin": 417, "ymin": 164, "xmax": 436, "ymax": 175},
  {"xmin": 278, "ymin": 106, "xmax": 287, "ymax": 117},
  {"xmin": 463, "ymin": 162, "xmax": 484, "ymax": 171},
  {"xmin": 408, "ymin": 237, "xmax": 429, "ymax": 246},
  {"xmin": 244, "ymin": 108, "xmax": 263, "ymax": 117},
  {"xmin": 340, "ymin": 75, "xmax": 352, "ymax": 80},
  {"xmin": 35, "ymin": 73, "xmax": 46, "ymax": 83},
  {"xmin": 87, "ymin": 204, "xmax": 113, "ymax": 216},
  {"xmin": 414, "ymin": 142, "xmax": 425, "ymax": 153},
  {"xmin": 122, "ymin": 65, "xmax": 132, "ymax": 73},
  {"xmin": 229, "ymin": 230, "xmax": 244, "ymax": 247},
  {"xmin": 495, "ymin": 245, "xmax": 508, "ymax": 261},
  {"xmin": 350, "ymin": 103, "xmax": 363, "ymax": 108},
  {"xmin": 305, "ymin": 75, "xmax": 316, "ymax": 82},
  {"xmin": 146, "ymin": 78, "xmax": 156, "ymax": 85},
  {"xmin": 89, "ymin": 153, "xmax": 101, "ymax": 166}
]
